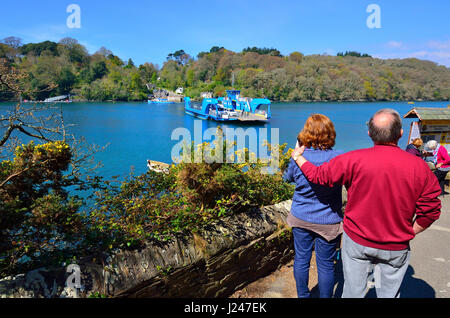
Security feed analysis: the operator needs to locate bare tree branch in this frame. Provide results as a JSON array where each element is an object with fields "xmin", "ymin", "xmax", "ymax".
[
  {"xmin": 0, "ymin": 158, "xmax": 52, "ymax": 188},
  {"xmin": 0, "ymin": 125, "xmax": 15, "ymax": 147}
]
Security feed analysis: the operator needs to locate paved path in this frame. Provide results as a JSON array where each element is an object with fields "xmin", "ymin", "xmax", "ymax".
[
  {"xmin": 404, "ymin": 194, "xmax": 450, "ymax": 298},
  {"xmin": 231, "ymin": 195, "xmax": 450, "ymax": 298}
]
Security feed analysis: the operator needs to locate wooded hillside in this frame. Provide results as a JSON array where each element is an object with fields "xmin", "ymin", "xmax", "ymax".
[{"xmin": 1, "ymin": 37, "xmax": 449, "ymax": 102}]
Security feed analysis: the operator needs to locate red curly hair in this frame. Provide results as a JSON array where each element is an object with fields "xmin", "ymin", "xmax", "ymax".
[{"xmin": 297, "ymin": 114, "xmax": 336, "ymax": 150}]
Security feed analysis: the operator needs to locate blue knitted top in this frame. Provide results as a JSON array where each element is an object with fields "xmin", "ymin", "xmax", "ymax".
[{"xmin": 283, "ymin": 148, "xmax": 343, "ymax": 225}]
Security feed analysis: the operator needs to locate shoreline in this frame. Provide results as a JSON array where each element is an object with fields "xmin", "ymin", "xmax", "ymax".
[{"xmin": 1, "ymin": 99, "xmax": 449, "ymax": 104}]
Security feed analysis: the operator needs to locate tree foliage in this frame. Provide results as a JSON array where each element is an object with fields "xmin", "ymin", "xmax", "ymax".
[
  {"xmin": 19, "ymin": 41, "xmax": 59, "ymax": 57},
  {"xmin": 0, "ymin": 37, "xmax": 155, "ymax": 102},
  {"xmin": 242, "ymin": 47, "xmax": 283, "ymax": 57},
  {"xmin": 0, "ymin": 62, "xmax": 108, "ymax": 276},
  {"xmin": 0, "ymin": 105, "xmax": 106, "ymax": 276},
  {"xmin": 86, "ymin": 133, "xmax": 294, "ymax": 250},
  {"xmin": 1, "ymin": 37, "xmax": 449, "ymax": 103},
  {"xmin": 158, "ymin": 47, "xmax": 450, "ymax": 101},
  {"xmin": 337, "ymin": 51, "xmax": 371, "ymax": 58}
]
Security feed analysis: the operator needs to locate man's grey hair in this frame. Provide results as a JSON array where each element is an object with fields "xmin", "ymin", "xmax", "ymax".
[{"xmin": 368, "ymin": 108, "xmax": 402, "ymax": 144}]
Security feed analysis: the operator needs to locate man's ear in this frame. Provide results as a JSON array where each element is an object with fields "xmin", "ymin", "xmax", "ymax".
[
  {"xmin": 400, "ymin": 129, "xmax": 404, "ymax": 138},
  {"xmin": 368, "ymin": 130, "xmax": 371, "ymax": 137}
]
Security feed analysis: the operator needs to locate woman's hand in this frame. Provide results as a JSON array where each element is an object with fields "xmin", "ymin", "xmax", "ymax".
[{"xmin": 436, "ymin": 163, "xmax": 443, "ymax": 168}]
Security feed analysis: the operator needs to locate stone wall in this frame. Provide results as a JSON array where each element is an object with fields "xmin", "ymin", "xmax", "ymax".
[{"xmin": 0, "ymin": 200, "xmax": 295, "ymax": 298}]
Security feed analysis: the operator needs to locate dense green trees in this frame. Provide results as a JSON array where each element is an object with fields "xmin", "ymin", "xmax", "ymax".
[
  {"xmin": 242, "ymin": 47, "xmax": 282, "ymax": 57},
  {"xmin": 1, "ymin": 37, "xmax": 449, "ymax": 102},
  {"xmin": 337, "ymin": 51, "xmax": 371, "ymax": 58},
  {"xmin": 158, "ymin": 46, "xmax": 450, "ymax": 101},
  {"xmin": 0, "ymin": 37, "xmax": 154, "ymax": 102},
  {"xmin": 19, "ymin": 41, "xmax": 58, "ymax": 57}
]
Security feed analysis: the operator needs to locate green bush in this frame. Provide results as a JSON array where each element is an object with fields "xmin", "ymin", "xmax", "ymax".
[
  {"xmin": 86, "ymin": 136, "xmax": 294, "ymax": 248},
  {"xmin": 0, "ymin": 141, "xmax": 86, "ymax": 276},
  {"xmin": 0, "ymin": 137, "xmax": 294, "ymax": 277}
]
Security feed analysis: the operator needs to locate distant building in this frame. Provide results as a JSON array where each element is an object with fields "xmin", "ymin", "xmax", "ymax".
[
  {"xmin": 167, "ymin": 95, "xmax": 184, "ymax": 103},
  {"xmin": 175, "ymin": 87, "xmax": 184, "ymax": 94},
  {"xmin": 43, "ymin": 95, "xmax": 71, "ymax": 103},
  {"xmin": 148, "ymin": 87, "xmax": 184, "ymax": 102},
  {"xmin": 201, "ymin": 92, "xmax": 213, "ymax": 99},
  {"xmin": 146, "ymin": 83, "xmax": 156, "ymax": 91}
]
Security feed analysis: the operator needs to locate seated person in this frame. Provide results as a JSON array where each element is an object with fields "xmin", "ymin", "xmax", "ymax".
[{"xmin": 405, "ymin": 138, "xmax": 423, "ymax": 158}]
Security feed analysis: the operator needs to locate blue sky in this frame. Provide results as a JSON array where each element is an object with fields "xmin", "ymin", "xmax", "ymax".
[{"xmin": 1, "ymin": 0, "xmax": 449, "ymax": 67}]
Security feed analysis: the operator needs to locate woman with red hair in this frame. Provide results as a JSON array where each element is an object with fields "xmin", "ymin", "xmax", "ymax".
[{"xmin": 284, "ymin": 114, "xmax": 343, "ymax": 298}]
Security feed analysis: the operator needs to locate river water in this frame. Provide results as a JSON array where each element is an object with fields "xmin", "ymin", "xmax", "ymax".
[{"xmin": 1, "ymin": 101, "xmax": 447, "ymax": 179}]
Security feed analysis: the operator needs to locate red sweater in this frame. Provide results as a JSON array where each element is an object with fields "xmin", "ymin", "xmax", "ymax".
[{"xmin": 301, "ymin": 144, "xmax": 441, "ymax": 250}]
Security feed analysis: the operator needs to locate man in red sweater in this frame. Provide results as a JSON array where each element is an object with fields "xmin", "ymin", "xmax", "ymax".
[{"xmin": 291, "ymin": 108, "xmax": 441, "ymax": 298}]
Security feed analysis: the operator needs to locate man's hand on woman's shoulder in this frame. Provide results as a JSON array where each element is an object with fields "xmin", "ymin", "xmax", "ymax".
[{"xmin": 292, "ymin": 146, "xmax": 308, "ymax": 168}]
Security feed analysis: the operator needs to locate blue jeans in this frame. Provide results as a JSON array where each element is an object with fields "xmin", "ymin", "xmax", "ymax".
[{"xmin": 292, "ymin": 227, "xmax": 340, "ymax": 298}]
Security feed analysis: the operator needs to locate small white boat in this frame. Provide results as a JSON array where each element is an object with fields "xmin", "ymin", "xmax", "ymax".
[{"xmin": 147, "ymin": 160, "xmax": 170, "ymax": 174}]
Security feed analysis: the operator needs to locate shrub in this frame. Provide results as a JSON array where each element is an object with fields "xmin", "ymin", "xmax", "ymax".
[
  {"xmin": 0, "ymin": 141, "xmax": 85, "ymax": 276},
  {"xmin": 86, "ymin": 136, "xmax": 294, "ymax": 247},
  {"xmin": 0, "ymin": 136, "xmax": 294, "ymax": 277}
]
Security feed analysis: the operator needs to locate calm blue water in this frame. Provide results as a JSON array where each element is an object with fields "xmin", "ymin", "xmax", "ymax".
[{"xmin": 1, "ymin": 101, "xmax": 447, "ymax": 180}]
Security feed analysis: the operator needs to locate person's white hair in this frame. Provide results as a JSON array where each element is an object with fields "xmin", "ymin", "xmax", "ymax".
[{"xmin": 425, "ymin": 140, "xmax": 438, "ymax": 150}]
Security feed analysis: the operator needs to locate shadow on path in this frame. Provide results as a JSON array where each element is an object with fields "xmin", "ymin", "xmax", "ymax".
[
  {"xmin": 329, "ymin": 261, "xmax": 435, "ymax": 298},
  {"xmin": 398, "ymin": 266, "xmax": 436, "ymax": 298},
  {"xmin": 333, "ymin": 253, "xmax": 344, "ymax": 298}
]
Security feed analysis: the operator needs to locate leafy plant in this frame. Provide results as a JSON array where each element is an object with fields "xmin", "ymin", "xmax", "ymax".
[{"xmin": 85, "ymin": 131, "xmax": 294, "ymax": 252}]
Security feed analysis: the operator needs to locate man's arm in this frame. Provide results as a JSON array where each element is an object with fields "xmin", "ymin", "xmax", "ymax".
[
  {"xmin": 414, "ymin": 168, "xmax": 442, "ymax": 234},
  {"xmin": 291, "ymin": 146, "xmax": 348, "ymax": 187}
]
